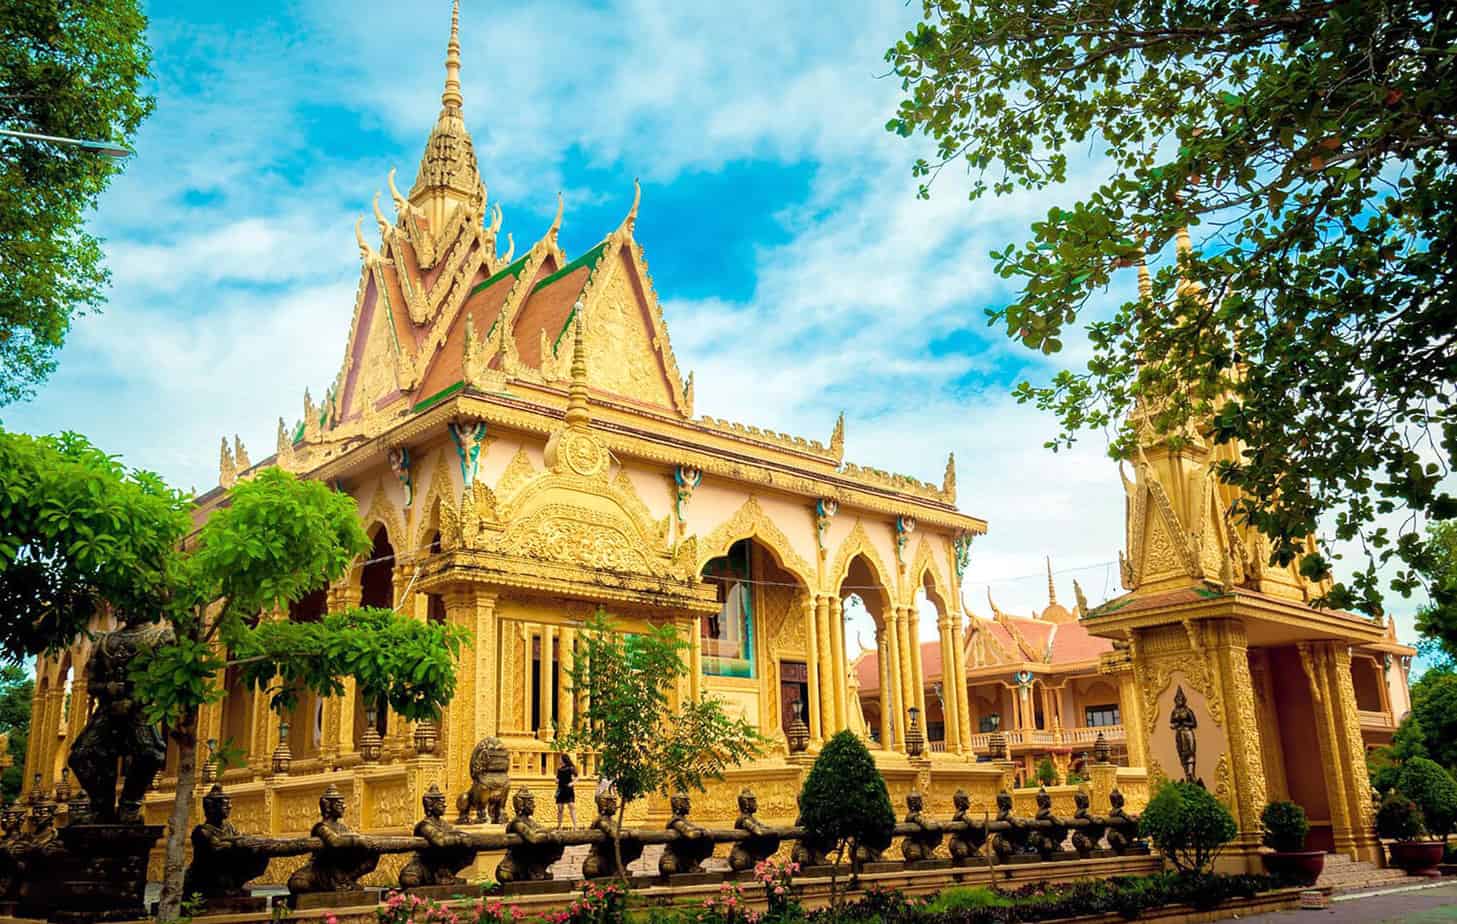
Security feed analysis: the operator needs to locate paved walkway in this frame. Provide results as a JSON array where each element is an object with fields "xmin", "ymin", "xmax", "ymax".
[{"xmin": 1241, "ymin": 881, "xmax": 1457, "ymax": 922}]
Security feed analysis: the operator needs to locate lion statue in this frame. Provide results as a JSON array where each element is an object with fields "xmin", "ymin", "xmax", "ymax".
[{"xmin": 456, "ymin": 736, "xmax": 511, "ymax": 824}]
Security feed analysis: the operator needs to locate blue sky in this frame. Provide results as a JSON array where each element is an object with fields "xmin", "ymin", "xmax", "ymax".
[{"xmin": 1, "ymin": 0, "xmax": 1427, "ymax": 646}]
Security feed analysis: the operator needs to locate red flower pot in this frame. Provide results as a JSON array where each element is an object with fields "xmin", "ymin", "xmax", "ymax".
[
  {"xmin": 1261, "ymin": 850, "xmax": 1326, "ymax": 885},
  {"xmin": 1387, "ymin": 840, "xmax": 1444, "ymax": 877}
]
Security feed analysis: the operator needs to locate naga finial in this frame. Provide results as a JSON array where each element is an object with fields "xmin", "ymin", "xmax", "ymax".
[
  {"xmin": 373, "ymin": 191, "xmax": 390, "ymax": 235},
  {"xmin": 499, "ymin": 232, "xmax": 515, "ymax": 264},
  {"xmin": 623, "ymin": 178, "xmax": 641, "ymax": 235},
  {"xmin": 548, "ymin": 191, "xmax": 564, "ymax": 243},
  {"xmin": 387, "ymin": 167, "xmax": 408, "ymax": 213}
]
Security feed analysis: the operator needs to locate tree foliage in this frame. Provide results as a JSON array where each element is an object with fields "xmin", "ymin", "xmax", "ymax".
[
  {"xmin": 0, "ymin": 429, "xmax": 467, "ymax": 918},
  {"xmin": 0, "ymin": 665, "xmax": 31, "ymax": 801},
  {"xmin": 1409, "ymin": 665, "xmax": 1457, "ymax": 771},
  {"xmin": 1369, "ymin": 713, "xmax": 1429, "ymax": 794},
  {"xmin": 798, "ymin": 730, "xmax": 896, "ymax": 904},
  {"xmin": 1417, "ymin": 524, "xmax": 1457, "ymax": 662},
  {"xmin": 1398, "ymin": 756, "xmax": 1457, "ymax": 839},
  {"xmin": 1140, "ymin": 781, "xmax": 1238, "ymax": 873},
  {"xmin": 0, "ymin": 0, "xmax": 154, "ymax": 404},
  {"xmin": 887, "ymin": 0, "xmax": 1457, "ymax": 615},
  {"xmin": 554, "ymin": 609, "xmax": 764, "ymax": 877}
]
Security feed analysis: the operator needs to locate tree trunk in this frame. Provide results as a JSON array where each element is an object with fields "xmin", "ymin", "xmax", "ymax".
[
  {"xmin": 157, "ymin": 706, "xmax": 200, "ymax": 922},
  {"xmin": 614, "ymin": 798, "xmax": 629, "ymax": 885}
]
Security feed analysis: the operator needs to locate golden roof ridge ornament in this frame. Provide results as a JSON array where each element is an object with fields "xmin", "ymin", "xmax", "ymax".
[
  {"xmin": 441, "ymin": 0, "xmax": 463, "ymax": 111},
  {"xmin": 548, "ymin": 192, "xmax": 564, "ymax": 245},
  {"xmin": 564, "ymin": 300, "xmax": 591, "ymax": 428},
  {"xmin": 1046, "ymin": 556, "xmax": 1057, "ymax": 606}
]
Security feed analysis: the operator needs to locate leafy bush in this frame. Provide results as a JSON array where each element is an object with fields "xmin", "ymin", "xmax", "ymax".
[
  {"xmin": 1140, "ymin": 781, "xmax": 1238, "ymax": 873},
  {"xmin": 1375, "ymin": 792, "xmax": 1425, "ymax": 841},
  {"xmin": 798, "ymin": 731, "xmax": 895, "ymax": 901},
  {"xmin": 1260, "ymin": 801, "xmax": 1310, "ymax": 852},
  {"xmin": 1035, "ymin": 757, "xmax": 1059, "ymax": 786},
  {"xmin": 1397, "ymin": 757, "xmax": 1457, "ymax": 838}
]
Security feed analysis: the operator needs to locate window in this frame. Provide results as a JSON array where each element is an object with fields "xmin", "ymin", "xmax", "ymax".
[
  {"xmin": 701, "ymin": 540, "xmax": 755, "ymax": 678},
  {"xmin": 979, "ymin": 713, "xmax": 1001, "ymax": 733},
  {"xmin": 1085, "ymin": 704, "xmax": 1121, "ymax": 728}
]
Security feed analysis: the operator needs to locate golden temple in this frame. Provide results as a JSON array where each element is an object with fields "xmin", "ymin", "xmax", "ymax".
[{"xmin": 20, "ymin": 1, "xmax": 1415, "ymax": 883}]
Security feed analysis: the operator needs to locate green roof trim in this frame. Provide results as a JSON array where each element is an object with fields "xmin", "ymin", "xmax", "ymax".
[
  {"xmin": 1087, "ymin": 596, "xmax": 1133, "ymax": 618},
  {"xmin": 532, "ymin": 241, "xmax": 608, "ymax": 293},
  {"xmin": 1193, "ymin": 586, "xmax": 1226, "ymax": 599},
  {"xmin": 470, "ymin": 254, "xmax": 530, "ymax": 297},
  {"xmin": 293, "ymin": 420, "xmax": 305, "ymax": 444},
  {"xmin": 551, "ymin": 304, "xmax": 579, "ymax": 357},
  {"xmin": 412, "ymin": 380, "xmax": 465, "ymax": 414}
]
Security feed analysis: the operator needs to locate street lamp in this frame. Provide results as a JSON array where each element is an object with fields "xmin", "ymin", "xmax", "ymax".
[{"xmin": 0, "ymin": 128, "xmax": 133, "ymax": 159}]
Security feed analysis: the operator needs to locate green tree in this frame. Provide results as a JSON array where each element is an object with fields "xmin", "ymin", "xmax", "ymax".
[
  {"xmin": 0, "ymin": 665, "xmax": 31, "ymax": 801},
  {"xmin": 553, "ymin": 609, "xmax": 764, "ymax": 881},
  {"xmin": 1035, "ymin": 757, "xmax": 1059, "ymax": 787},
  {"xmin": 0, "ymin": 0, "xmax": 154, "ymax": 404},
  {"xmin": 1410, "ymin": 666, "xmax": 1457, "ymax": 771},
  {"xmin": 887, "ymin": 0, "xmax": 1457, "ymax": 616},
  {"xmin": 1397, "ymin": 757, "xmax": 1457, "ymax": 841},
  {"xmin": 798, "ymin": 730, "xmax": 896, "ymax": 906},
  {"xmin": 0, "ymin": 429, "xmax": 468, "ymax": 920},
  {"xmin": 1140, "ymin": 781, "xmax": 1238, "ymax": 873},
  {"xmin": 1417, "ymin": 524, "xmax": 1457, "ymax": 662},
  {"xmin": 1369, "ymin": 714, "xmax": 1429, "ymax": 794}
]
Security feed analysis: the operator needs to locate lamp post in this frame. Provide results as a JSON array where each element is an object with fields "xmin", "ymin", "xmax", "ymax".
[{"xmin": 0, "ymin": 128, "xmax": 133, "ymax": 159}]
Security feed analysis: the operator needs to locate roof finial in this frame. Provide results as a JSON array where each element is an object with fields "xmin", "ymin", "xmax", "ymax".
[
  {"xmin": 1046, "ymin": 556, "xmax": 1057, "ymax": 606},
  {"xmin": 623, "ymin": 178, "xmax": 641, "ymax": 235},
  {"xmin": 442, "ymin": 0, "xmax": 463, "ymax": 111},
  {"xmin": 564, "ymin": 301, "xmax": 590, "ymax": 427},
  {"xmin": 548, "ymin": 191, "xmax": 564, "ymax": 243}
]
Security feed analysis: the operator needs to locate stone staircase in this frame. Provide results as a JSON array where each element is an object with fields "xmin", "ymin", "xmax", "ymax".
[{"xmin": 1314, "ymin": 852, "xmax": 1417, "ymax": 894}]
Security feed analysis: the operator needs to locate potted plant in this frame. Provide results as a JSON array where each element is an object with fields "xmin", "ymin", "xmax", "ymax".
[
  {"xmin": 1376, "ymin": 792, "xmax": 1443, "ymax": 876},
  {"xmin": 1259, "ymin": 800, "xmax": 1323, "ymax": 884}
]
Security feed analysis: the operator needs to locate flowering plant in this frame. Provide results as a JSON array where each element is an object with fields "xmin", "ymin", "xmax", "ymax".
[
  {"xmin": 544, "ymin": 882, "xmax": 627, "ymax": 924},
  {"xmin": 751, "ymin": 858, "xmax": 800, "ymax": 921},
  {"xmin": 470, "ymin": 896, "xmax": 526, "ymax": 924},
  {"xmin": 378, "ymin": 891, "xmax": 464, "ymax": 924},
  {"xmin": 692, "ymin": 881, "xmax": 760, "ymax": 924}
]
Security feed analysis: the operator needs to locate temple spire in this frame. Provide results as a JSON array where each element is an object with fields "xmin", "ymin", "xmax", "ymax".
[
  {"xmin": 409, "ymin": 0, "xmax": 485, "ymax": 227},
  {"xmin": 564, "ymin": 301, "xmax": 590, "ymax": 428},
  {"xmin": 1046, "ymin": 557, "xmax": 1057, "ymax": 606},
  {"xmin": 442, "ymin": 0, "xmax": 463, "ymax": 111}
]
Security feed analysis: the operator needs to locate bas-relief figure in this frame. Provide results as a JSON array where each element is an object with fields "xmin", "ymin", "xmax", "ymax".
[
  {"xmin": 581, "ymin": 789, "xmax": 642, "ymax": 880},
  {"xmin": 899, "ymin": 790, "xmax": 943, "ymax": 862},
  {"xmin": 287, "ymin": 784, "xmax": 379, "ymax": 894},
  {"xmin": 401, "ymin": 784, "xmax": 476, "ymax": 888},
  {"xmin": 184, "ymin": 785, "xmax": 270, "ymax": 900},
  {"xmin": 68, "ymin": 618, "xmax": 173, "ymax": 824},
  {"xmin": 495, "ymin": 789, "xmax": 564, "ymax": 883},
  {"xmin": 728, "ymin": 788, "xmax": 779, "ymax": 872},
  {"xmin": 457, "ymin": 736, "xmax": 510, "ymax": 824},
  {"xmin": 1169, "ymin": 685, "xmax": 1199, "ymax": 785},
  {"xmin": 659, "ymin": 793, "xmax": 715, "ymax": 876}
]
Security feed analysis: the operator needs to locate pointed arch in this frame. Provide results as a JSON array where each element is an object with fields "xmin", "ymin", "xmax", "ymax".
[
  {"xmin": 696, "ymin": 496, "xmax": 815, "ymax": 589},
  {"xmin": 908, "ymin": 536, "xmax": 951, "ymax": 610},
  {"xmin": 828, "ymin": 520, "xmax": 898, "ymax": 609},
  {"xmin": 359, "ymin": 477, "xmax": 408, "ymax": 556},
  {"xmin": 410, "ymin": 449, "xmax": 459, "ymax": 553}
]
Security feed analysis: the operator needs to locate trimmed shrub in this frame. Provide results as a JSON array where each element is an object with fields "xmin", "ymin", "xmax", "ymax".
[
  {"xmin": 1140, "ymin": 781, "xmax": 1238, "ymax": 873},
  {"xmin": 1035, "ymin": 757, "xmax": 1060, "ymax": 786},
  {"xmin": 1397, "ymin": 757, "xmax": 1457, "ymax": 838},
  {"xmin": 798, "ymin": 731, "xmax": 895, "ymax": 900},
  {"xmin": 1375, "ymin": 791, "xmax": 1425, "ymax": 841},
  {"xmin": 1260, "ymin": 800, "xmax": 1310, "ymax": 852}
]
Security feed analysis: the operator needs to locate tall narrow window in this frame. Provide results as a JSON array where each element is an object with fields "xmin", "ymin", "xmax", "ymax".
[{"xmin": 701, "ymin": 540, "xmax": 755, "ymax": 678}]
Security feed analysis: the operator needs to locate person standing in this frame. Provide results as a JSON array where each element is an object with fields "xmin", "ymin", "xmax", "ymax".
[{"xmin": 555, "ymin": 754, "xmax": 579, "ymax": 830}]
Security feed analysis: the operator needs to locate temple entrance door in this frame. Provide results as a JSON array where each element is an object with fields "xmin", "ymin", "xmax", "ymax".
[{"xmin": 780, "ymin": 661, "xmax": 809, "ymax": 735}]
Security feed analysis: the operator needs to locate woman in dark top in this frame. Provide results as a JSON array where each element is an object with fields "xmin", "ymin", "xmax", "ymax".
[{"xmin": 555, "ymin": 754, "xmax": 579, "ymax": 830}]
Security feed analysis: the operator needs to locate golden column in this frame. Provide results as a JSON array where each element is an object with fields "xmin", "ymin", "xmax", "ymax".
[
  {"xmin": 935, "ymin": 614, "xmax": 962, "ymax": 753},
  {"xmin": 1300, "ymin": 642, "xmax": 1379, "ymax": 862},
  {"xmin": 950, "ymin": 616, "xmax": 974, "ymax": 754},
  {"xmin": 828, "ymin": 597, "xmax": 848, "ymax": 734},
  {"xmin": 876, "ymin": 631, "xmax": 894, "ymax": 748},
  {"xmin": 906, "ymin": 606, "xmax": 929, "ymax": 738},
  {"xmin": 1330, "ymin": 645, "xmax": 1380, "ymax": 862},
  {"xmin": 895, "ymin": 607, "xmax": 915, "ymax": 751},
  {"xmin": 441, "ymin": 586, "xmax": 497, "ymax": 796},
  {"xmin": 325, "ymin": 581, "xmax": 363, "ymax": 760},
  {"xmin": 813, "ymin": 595, "xmax": 836, "ymax": 735},
  {"xmin": 883, "ymin": 612, "xmax": 906, "ymax": 750},
  {"xmin": 803, "ymin": 594, "xmax": 823, "ymax": 746},
  {"xmin": 557, "ymin": 627, "xmax": 576, "ymax": 735},
  {"xmin": 537, "ymin": 625, "xmax": 556, "ymax": 739}
]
